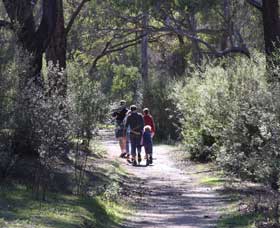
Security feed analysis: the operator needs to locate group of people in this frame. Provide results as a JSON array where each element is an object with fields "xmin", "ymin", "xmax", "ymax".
[{"xmin": 112, "ymin": 100, "xmax": 155, "ymax": 166}]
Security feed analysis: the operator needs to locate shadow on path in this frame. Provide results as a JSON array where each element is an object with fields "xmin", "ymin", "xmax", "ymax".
[{"xmin": 101, "ymin": 129, "xmax": 226, "ymax": 228}]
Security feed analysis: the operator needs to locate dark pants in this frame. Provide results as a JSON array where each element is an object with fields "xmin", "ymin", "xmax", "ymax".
[
  {"xmin": 130, "ymin": 134, "xmax": 141, "ymax": 157},
  {"xmin": 126, "ymin": 130, "xmax": 130, "ymax": 154},
  {"xmin": 144, "ymin": 144, "xmax": 153, "ymax": 155}
]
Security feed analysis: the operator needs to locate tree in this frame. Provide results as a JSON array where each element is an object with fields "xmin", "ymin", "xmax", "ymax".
[
  {"xmin": 46, "ymin": 0, "xmax": 90, "ymax": 96},
  {"xmin": 1, "ymin": 0, "xmax": 89, "ymax": 156},
  {"xmin": 2, "ymin": 0, "xmax": 57, "ymax": 84},
  {"xmin": 247, "ymin": 0, "xmax": 280, "ymax": 56},
  {"xmin": 2, "ymin": 0, "xmax": 57, "ymax": 156}
]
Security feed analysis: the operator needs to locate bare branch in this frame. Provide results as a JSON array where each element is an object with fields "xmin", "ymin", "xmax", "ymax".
[
  {"xmin": 246, "ymin": 0, "xmax": 263, "ymax": 11},
  {"xmin": 215, "ymin": 46, "xmax": 250, "ymax": 58},
  {"xmin": 147, "ymin": 25, "xmax": 250, "ymax": 58},
  {"xmin": 195, "ymin": 28, "xmax": 225, "ymax": 35},
  {"xmin": 89, "ymin": 34, "xmax": 168, "ymax": 74},
  {"xmin": 66, "ymin": 0, "xmax": 90, "ymax": 35}
]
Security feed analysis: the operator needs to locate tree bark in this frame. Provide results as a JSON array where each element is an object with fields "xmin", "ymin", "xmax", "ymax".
[
  {"xmin": 262, "ymin": 0, "xmax": 280, "ymax": 56},
  {"xmin": 3, "ymin": 0, "xmax": 57, "ymax": 156},
  {"xmin": 45, "ymin": 0, "xmax": 67, "ymax": 96},
  {"xmin": 221, "ymin": 0, "xmax": 231, "ymax": 50},
  {"xmin": 188, "ymin": 13, "xmax": 202, "ymax": 65},
  {"xmin": 141, "ymin": 12, "xmax": 149, "ymax": 107}
]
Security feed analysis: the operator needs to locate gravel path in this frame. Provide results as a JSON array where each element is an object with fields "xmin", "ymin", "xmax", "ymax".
[{"xmin": 103, "ymin": 131, "xmax": 226, "ymax": 228}]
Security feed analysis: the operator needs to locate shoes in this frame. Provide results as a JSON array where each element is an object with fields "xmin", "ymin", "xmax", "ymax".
[
  {"xmin": 132, "ymin": 160, "xmax": 137, "ymax": 166},
  {"xmin": 120, "ymin": 152, "xmax": 127, "ymax": 158},
  {"xmin": 149, "ymin": 155, "xmax": 153, "ymax": 164},
  {"xmin": 146, "ymin": 158, "xmax": 149, "ymax": 166}
]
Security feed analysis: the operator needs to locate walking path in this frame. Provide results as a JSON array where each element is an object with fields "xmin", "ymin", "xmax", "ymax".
[{"xmin": 102, "ymin": 130, "xmax": 226, "ymax": 228}]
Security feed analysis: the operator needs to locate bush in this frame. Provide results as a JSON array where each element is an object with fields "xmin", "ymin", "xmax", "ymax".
[
  {"xmin": 111, "ymin": 64, "xmax": 142, "ymax": 105},
  {"xmin": 143, "ymin": 69, "xmax": 181, "ymax": 142},
  {"xmin": 68, "ymin": 62, "xmax": 109, "ymax": 139},
  {"xmin": 172, "ymin": 52, "xmax": 280, "ymax": 189}
]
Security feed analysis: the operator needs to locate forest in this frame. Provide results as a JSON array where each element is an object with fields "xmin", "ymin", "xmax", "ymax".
[{"xmin": 1, "ymin": 0, "xmax": 280, "ymax": 227}]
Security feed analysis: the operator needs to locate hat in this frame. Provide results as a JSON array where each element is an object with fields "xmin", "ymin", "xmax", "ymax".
[
  {"xmin": 130, "ymin": 105, "xmax": 137, "ymax": 111},
  {"xmin": 143, "ymin": 107, "xmax": 149, "ymax": 114},
  {"xmin": 120, "ymin": 100, "xmax": 126, "ymax": 106}
]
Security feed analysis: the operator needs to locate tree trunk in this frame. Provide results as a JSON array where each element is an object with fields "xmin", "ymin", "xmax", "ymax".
[
  {"xmin": 221, "ymin": 0, "xmax": 231, "ymax": 50},
  {"xmin": 141, "ymin": 12, "xmax": 149, "ymax": 107},
  {"xmin": 46, "ymin": 0, "xmax": 67, "ymax": 96},
  {"xmin": 262, "ymin": 0, "xmax": 280, "ymax": 56},
  {"xmin": 188, "ymin": 13, "xmax": 202, "ymax": 65},
  {"xmin": 3, "ymin": 0, "xmax": 57, "ymax": 157}
]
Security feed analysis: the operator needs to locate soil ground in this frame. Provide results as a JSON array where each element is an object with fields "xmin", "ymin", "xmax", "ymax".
[{"xmin": 101, "ymin": 130, "xmax": 228, "ymax": 228}]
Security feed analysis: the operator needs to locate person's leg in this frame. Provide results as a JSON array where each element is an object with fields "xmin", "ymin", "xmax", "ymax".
[
  {"xmin": 130, "ymin": 136, "xmax": 137, "ymax": 166},
  {"xmin": 149, "ymin": 144, "xmax": 153, "ymax": 164},
  {"xmin": 119, "ymin": 128, "xmax": 127, "ymax": 157},
  {"xmin": 137, "ymin": 145, "xmax": 142, "ymax": 164},
  {"xmin": 126, "ymin": 132, "xmax": 130, "ymax": 161},
  {"xmin": 122, "ymin": 136, "xmax": 126, "ymax": 154},
  {"xmin": 144, "ymin": 145, "xmax": 149, "ymax": 166},
  {"xmin": 117, "ymin": 137, "xmax": 123, "ymax": 156}
]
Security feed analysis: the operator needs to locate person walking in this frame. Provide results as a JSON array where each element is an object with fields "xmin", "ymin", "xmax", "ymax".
[
  {"xmin": 143, "ymin": 125, "xmax": 153, "ymax": 166},
  {"xmin": 143, "ymin": 108, "xmax": 156, "ymax": 138},
  {"xmin": 123, "ymin": 110, "xmax": 131, "ymax": 163},
  {"xmin": 112, "ymin": 100, "xmax": 128, "ymax": 158},
  {"xmin": 125, "ymin": 105, "xmax": 144, "ymax": 166}
]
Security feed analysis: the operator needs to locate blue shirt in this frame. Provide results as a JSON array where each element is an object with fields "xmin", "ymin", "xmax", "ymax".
[{"xmin": 143, "ymin": 131, "xmax": 153, "ymax": 146}]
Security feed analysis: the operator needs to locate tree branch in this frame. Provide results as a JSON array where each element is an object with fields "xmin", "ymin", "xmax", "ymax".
[
  {"xmin": 246, "ymin": 0, "xmax": 263, "ymax": 11},
  {"xmin": 215, "ymin": 46, "xmax": 250, "ymax": 58},
  {"xmin": 66, "ymin": 0, "xmax": 90, "ymax": 35},
  {"xmin": 89, "ymin": 34, "xmax": 167, "ymax": 74}
]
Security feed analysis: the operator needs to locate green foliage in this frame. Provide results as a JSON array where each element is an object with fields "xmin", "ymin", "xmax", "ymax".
[
  {"xmin": 68, "ymin": 62, "xmax": 109, "ymax": 139},
  {"xmin": 111, "ymin": 64, "xmax": 142, "ymax": 104},
  {"xmin": 0, "ymin": 184, "xmax": 128, "ymax": 228},
  {"xmin": 143, "ymin": 70, "xmax": 181, "ymax": 142},
  {"xmin": 218, "ymin": 210, "xmax": 262, "ymax": 228},
  {"xmin": 172, "ymin": 52, "xmax": 280, "ymax": 189}
]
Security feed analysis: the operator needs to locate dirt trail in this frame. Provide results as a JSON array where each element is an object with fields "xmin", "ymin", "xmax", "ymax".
[{"xmin": 102, "ymin": 130, "xmax": 226, "ymax": 228}]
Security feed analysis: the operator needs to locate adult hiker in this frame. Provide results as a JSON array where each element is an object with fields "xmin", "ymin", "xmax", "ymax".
[
  {"xmin": 123, "ymin": 110, "xmax": 131, "ymax": 163},
  {"xmin": 143, "ymin": 108, "xmax": 156, "ymax": 138},
  {"xmin": 125, "ymin": 105, "xmax": 144, "ymax": 166},
  {"xmin": 112, "ymin": 100, "xmax": 128, "ymax": 158}
]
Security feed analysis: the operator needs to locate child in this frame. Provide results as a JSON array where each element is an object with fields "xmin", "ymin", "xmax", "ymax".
[
  {"xmin": 143, "ymin": 125, "xmax": 153, "ymax": 166},
  {"xmin": 143, "ymin": 108, "xmax": 155, "ymax": 138}
]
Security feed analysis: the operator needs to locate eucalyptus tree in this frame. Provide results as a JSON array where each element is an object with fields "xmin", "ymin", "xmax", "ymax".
[
  {"xmin": 247, "ymin": 0, "xmax": 280, "ymax": 57},
  {"xmin": 1, "ymin": 0, "xmax": 57, "ymax": 156},
  {"xmin": 0, "ymin": 0, "xmax": 89, "ymax": 156}
]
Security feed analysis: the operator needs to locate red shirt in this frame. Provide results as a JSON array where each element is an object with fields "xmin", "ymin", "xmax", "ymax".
[{"xmin": 143, "ymin": 114, "xmax": 156, "ymax": 134}]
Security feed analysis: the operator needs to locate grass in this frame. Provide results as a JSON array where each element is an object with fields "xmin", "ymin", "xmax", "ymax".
[
  {"xmin": 200, "ymin": 176, "xmax": 226, "ymax": 187},
  {"xmin": 0, "ymin": 184, "xmax": 130, "ymax": 228},
  {"xmin": 0, "ymin": 139, "xmax": 131, "ymax": 228},
  {"xmin": 217, "ymin": 203, "xmax": 263, "ymax": 228}
]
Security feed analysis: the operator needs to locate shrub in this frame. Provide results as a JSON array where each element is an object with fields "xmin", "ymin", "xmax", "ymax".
[
  {"xmin": 68, "ymin": 62, "xmax": 109, "ymax": 139},
  {"xmin": 143, "ymin": 69, "xmax": 181, "ymax": 142},
  {"xmin": 171, "ymin": 52, "xmax": 280, "ymax": 189}
]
